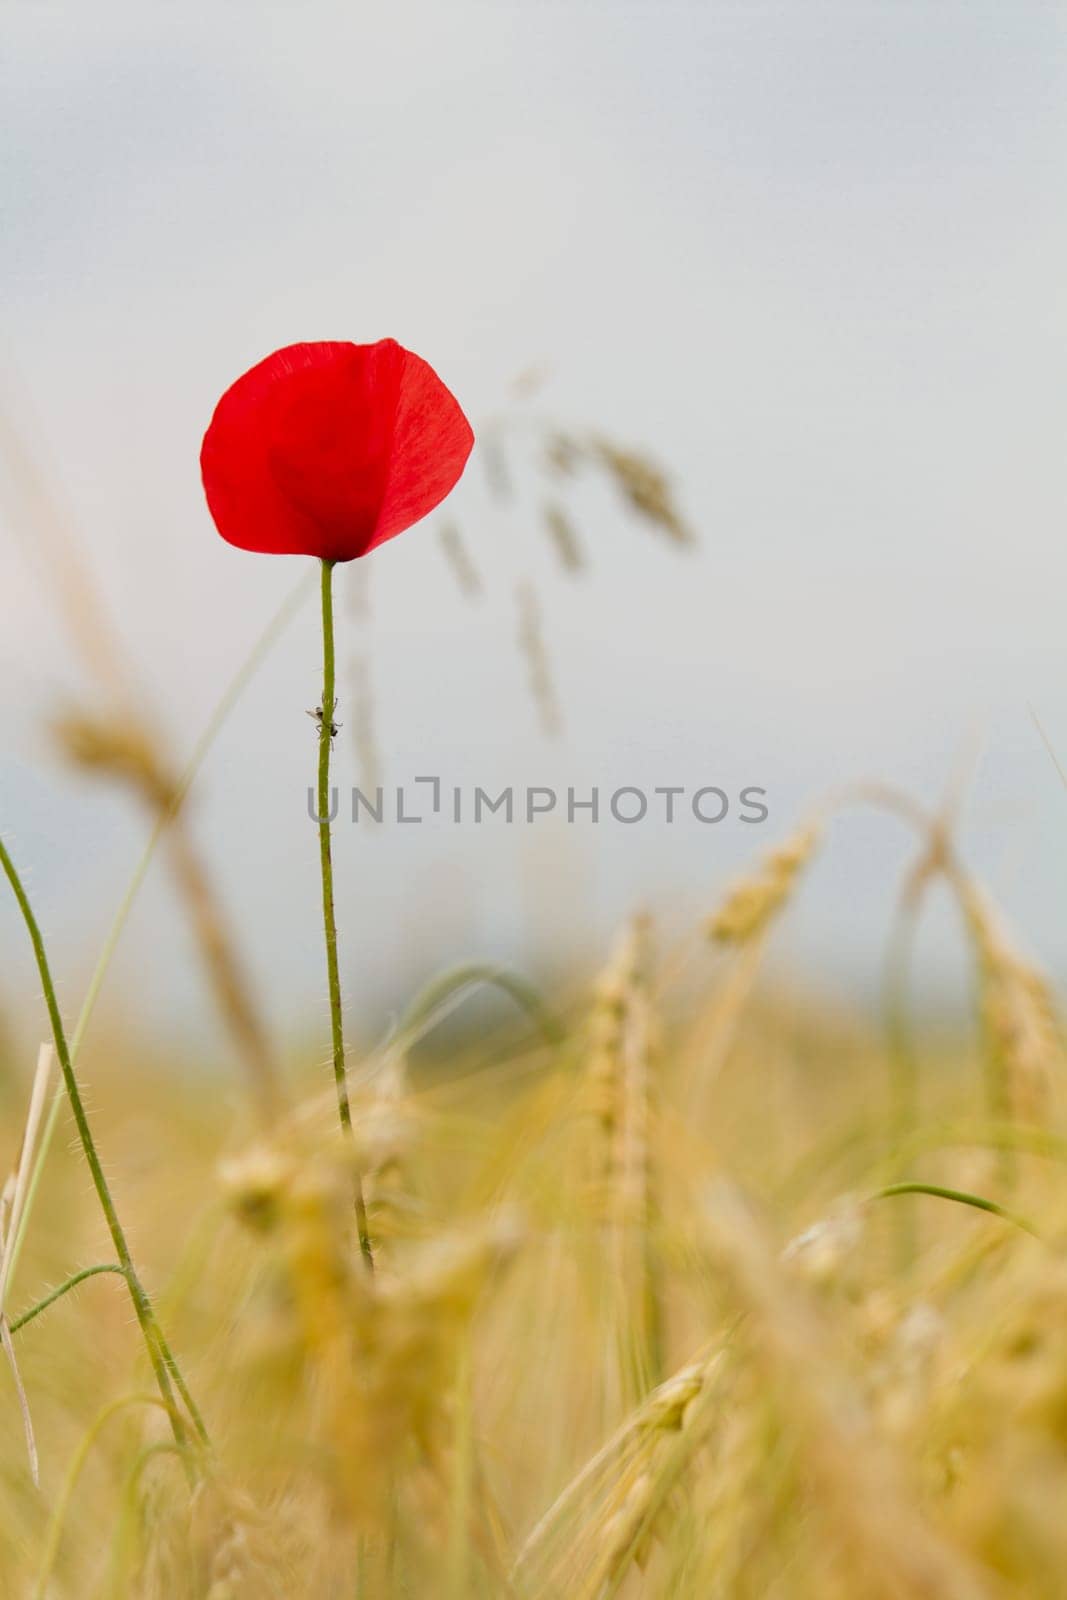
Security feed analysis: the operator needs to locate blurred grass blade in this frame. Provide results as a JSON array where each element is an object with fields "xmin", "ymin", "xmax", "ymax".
[
  {"xmin": 391, "ymin": 963, "xmax": 565, "ymax": 1055},
  {"xmin": 6, "ymin": 571, "xmax": 315, "ymax": 1288},
  {"xmin": 0, "ymin": 1318, "xmax": 37, "ymax": 1486},
  {"xmin": 1029, "ymin": 704, "xmax": 1067, "ymax": 793},
  {"xmin": 871, "ymin": 1181, "xmax": 1040, "ymax": 1239},
  {"xmin": 0, "ymin": 1044, "xmax": 53, "ymax": 1316},
  {"xmin": 0, "ymin": 1042, "xmax": 53, "ymax": 1485}
]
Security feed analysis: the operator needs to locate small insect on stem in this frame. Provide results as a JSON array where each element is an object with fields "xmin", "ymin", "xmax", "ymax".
[{"xmin": 307, "ymin": 699, "xmax": 341, "ymax": 748}]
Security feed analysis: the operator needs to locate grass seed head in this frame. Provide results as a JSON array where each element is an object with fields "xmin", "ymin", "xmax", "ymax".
[
  {"xmin": 52, "ymin": 705, "xmax": 179, "ymax": 811},
  {"xmin": 592, "ymin": 437, "xmax": 694, "ymax": 546},
  {"xmin": 707, "ymin": 823, "xmax": 820, "ymax": 946}
]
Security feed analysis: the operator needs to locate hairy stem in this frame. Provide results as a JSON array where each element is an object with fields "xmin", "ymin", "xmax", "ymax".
[
  {"xmin": 317, "ymin": 558, "xmax": 374, "ymax": 1270},
  {"xmin": 9, "ymin": 1262, "xmax": 127, "ymax": 1334},
  {"xmin": 0, "ymin": 837, "xmax": 208, "ymax": 1450}
]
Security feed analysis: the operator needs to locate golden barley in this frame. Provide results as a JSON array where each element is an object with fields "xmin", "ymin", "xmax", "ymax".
[
  {"xmin": 707, "ymin": 823, "xmax": 821, "ymax": 947},
  {"xmin": 516, "ymin": 579, "xmax": 563, "ymax": 738}
]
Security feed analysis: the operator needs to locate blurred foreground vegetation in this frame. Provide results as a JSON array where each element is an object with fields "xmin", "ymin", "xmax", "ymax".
[{"xmin": 0, "ymin": 806, "xmax": 1064, "ymax": 1599}]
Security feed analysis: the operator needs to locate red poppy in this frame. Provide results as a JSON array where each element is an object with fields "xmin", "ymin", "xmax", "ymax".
[{"xmin": 200, "ymin": 339, "xmax": 474, "ymax": 562}]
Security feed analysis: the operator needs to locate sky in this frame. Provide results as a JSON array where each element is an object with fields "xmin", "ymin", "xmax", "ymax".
[{"xmin": 1, "ymin": 2, "xmax": 1066, "ymax": 1056}]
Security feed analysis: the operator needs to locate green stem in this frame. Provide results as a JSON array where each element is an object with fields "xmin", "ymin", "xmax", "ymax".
[
  {"xmin": 872, "ymin": 1181, "xmax": 1040, "ymax": 1239},
  {"xmin": 9, "ymin": 1263, "xmax": 127, "ymax": 1333},
  {"xmin": 317, "ymin": 559, "xmax": 374, "ymax": 1270},
  {"xmin": 147, "ymin": 1313, "xmax": 211, "ymax": 1447},
  {"xmin": 5, "ymin": 569, "xmax": 315, "ymax": 1297},
  {"xmin": 0, "ymin": 837, "xmax": 208, "ymax": 1451}
]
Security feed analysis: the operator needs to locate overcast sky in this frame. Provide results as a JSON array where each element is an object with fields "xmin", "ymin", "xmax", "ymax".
[{"xmin": 2, "ymin": 3, "xmax": 1066, "ymax": 1054}]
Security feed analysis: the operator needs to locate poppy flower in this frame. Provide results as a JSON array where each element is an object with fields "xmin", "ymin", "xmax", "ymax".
[{"xmin": 200, "ymin": 338, "xmax": 474, "ymax": 562}]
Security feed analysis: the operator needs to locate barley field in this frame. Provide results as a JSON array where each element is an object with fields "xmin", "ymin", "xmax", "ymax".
[{"xmin": 1, "ymin": 762, "xmax": 1065, "ymax": 1596}]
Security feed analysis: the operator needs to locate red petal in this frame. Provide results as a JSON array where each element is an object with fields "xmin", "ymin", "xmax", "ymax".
[{"xmin": 200, "ymin": 340, "xmax": 473, "ymax": 562}]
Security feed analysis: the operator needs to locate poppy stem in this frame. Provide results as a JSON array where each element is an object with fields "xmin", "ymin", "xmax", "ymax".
[
  {"xmin": 317, "ymin": 558, "xmax": 374, "ymax": 1271},
  {"xmin": 0, "ymin": 835, "xmax": 208, "ymax": 1457}
]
